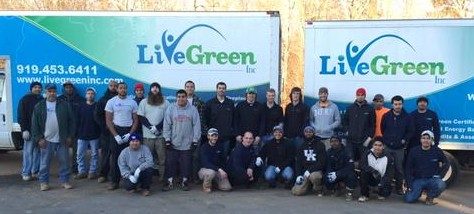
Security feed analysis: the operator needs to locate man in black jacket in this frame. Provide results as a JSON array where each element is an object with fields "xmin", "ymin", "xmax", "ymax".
[
  {"xmin": 199, "ymin": 128, "xmax": 232, "ymax": 193},
  {"xmin": 255, "ymin": 126, "xmax": 294, "ymax": 188},
  {"xmin": 205, "ymin": 82, "xmax": 235, "ymax": 157},
  {"xmin": 358, "ymin": 137, "xmax": 395, "ymax": 202},
  {"xmin": 325, "ymin": 135, "xmax": 357, "ymax": 201},
  {"xmin": 284, "ymin": 87, "xmax": 309, "ymax": 150},
  {"xmin": 58, "ymin": 81, "xmax": 85, "ymax": 175},
  {"xmin": 343, "ymin": 88, "xmax": 375, "ymax": 162},
  {"xmin": 261, "ymin": 88, "xmax": 283, "ymax": 144},
  {"xmin": 94, "ymin": 80, "xmax": 118, "ymax": 183},
  {"xmin": 234, "ymin": 87, "xmax": 265, "ymax": 152},
  {"xmin": 381, "ymin": 95, "xmax": 414, "ymax": 195},
  {"xmin": 409, "ymin": 96, "xmax": 440, "ymax": 153},
  {"xmin": 227, "ymin": 131, "xmax": 256, "ymax": 187},
  {"xmin": 291, "ymin": 126, "xmax": 326, "ymax": 196},
  {"xmin": 18, "ymin": 81, "xmax": 43, "ymax": 181},
  {"xmin": 405, "ymin": 130, "xmax": 447, "ymax": 205}
]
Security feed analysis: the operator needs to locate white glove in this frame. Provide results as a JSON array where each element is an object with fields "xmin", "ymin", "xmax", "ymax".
[
  {"xmin": 363, "ymin": 137, "xmax": 372, "ymax": 147},
  {"xmin": 134, "ymin": 168, "xmax": 141, "ymax": 178},
  {"xmin": 255, "ymin": 157, "xmax": 263, "ymax": 167},
  {"xmin": 304, "ymin": 170, "xmax": 311, "ymax": 178},
  {"xmin": 296, "ymin": 176, "xmax": 304, "ymax": 185},
  {"xmin": 22, "ymin": 131, "xmax": 31, "ymax": 141},
  {"xmin": 150, "ymin": 126, "xmax": 158, "ymax": 135},
  {"xmin": 114, "ymin": 135, "xmax": 124, "ymax": 145},
  {"xmin": 122, "ymin": 133, "xmax": 131, "ymax": 142},
  {"xmin": 327, "ymin": 172, "xmax": 337, "ymax": 183},
  {"xmin": 128, "ymin": 175, "xmax": 137, "ymax": 184},
  {"xmin": 274, "ymin": 167, "xmax": 281, "ymax": 174}
]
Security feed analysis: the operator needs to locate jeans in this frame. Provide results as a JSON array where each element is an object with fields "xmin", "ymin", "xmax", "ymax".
[
  {"xmin": 164, "ymin": 148, "xmax": 192, "ymax": 180},
  {"xmin": 385, "ymin": 147, "xmax": 405, "ymax": 190},
  {"xmin": 405, "ymin": 177, "xmax": 446, "ymax": 203},
  {"xmin": 39, "ymin": 142, "xmax": 70, "ymax": 183},
  {"xmin": 21, "ymin": 139, "xmax": 40, "ymax": 176},
  {"xmin": 264, "ymin": 165, "xmax": 294, "ymax": 184},
  {"xmin": 122, "ymin": 167, "xmax": 154, "ymax": 190},
  {"xmin": 76, "ymin": 138, "xmax": 99, "ymax": 174}
]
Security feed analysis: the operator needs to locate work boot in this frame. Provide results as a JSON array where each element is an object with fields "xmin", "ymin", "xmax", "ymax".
[
  {"xmin": 74, "ymin": 173, "xmax": 87, "ymax": 180},
  {"xmin": 97, "ymin": 176, "xmax": 107, "ymax": 183},
  {"xmin": 88, "ymin": 173, "xmax": 98, "ymax": 180},
  {"xmin": 425, "ymin": 197, "xmax": 438, "ymax": 205},
  {"xmin": 162, "ymin": 181, "xmax": 173, "ymax": 192},
  {"xmin": 142, "ymin": 189, "xmax": 151, "ymax": 196},
  {"xmin": 345, "ymin": 190, "xmax": 354, "ymax": 201},
  {"xmin": 181, "ymin": 180, "xmax": 190, "ymax": 191},
  {"xmin": 40, "ymin": 183, "xmax": 50, "ymax": 191},
  {"xmin": 107, "ymin": 182, "xmax": 119, "ymax": 190}
]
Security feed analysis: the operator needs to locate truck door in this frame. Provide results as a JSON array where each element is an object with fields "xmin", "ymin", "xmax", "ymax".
[{"xmin": 0, "ymin": 57, "xmax": 15, "ymax": 150}]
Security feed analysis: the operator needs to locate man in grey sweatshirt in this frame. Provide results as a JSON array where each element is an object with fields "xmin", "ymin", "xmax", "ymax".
[
  {"xmin": 118, "ymin": 133, "xmax": 154, "ymax": 196},
  {"xmin": 162, "ymin": 89, "xmax": 201, "ymax": 191},
  {"xmin": 310, "ymin": 87, "xmax": 341, "ymax": 150}
]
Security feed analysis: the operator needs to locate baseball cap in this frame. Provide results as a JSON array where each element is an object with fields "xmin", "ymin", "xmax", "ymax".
[
  {"xmin": 373, "ymin": 94, "xmax": 384, "ymax": 101},
  {"xmin": 421, "ymin": 130, "xmax": 434, "ymax": 139},
  {"xmin": 45, "ymin": 83, "xmax": 57, "ymax": 90},
  {"xmin": 318, "ymin": 87, "xmax": 328, "ymax": 94},
  {"xmin": 129, "ymin": 133, "xmax": 141, "ymax": 142},
  {"xmin": 207, "ymin": 128, "xmax": 219, "ymax": 136},
  {"xmin": 134, "ymin": 83, "xmax": 144, "ymax": 91},
  {"xmin": 246, "ymin": 87, "xmax": 256, "ymax": 94},
  {"xmin": 356, "ymin": 88, "xmax": 366, "ymax": 96}
]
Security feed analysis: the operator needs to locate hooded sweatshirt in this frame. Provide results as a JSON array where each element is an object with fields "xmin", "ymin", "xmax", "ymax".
[
  {"xmin": 258, "ymin": 137, "xmax": 295, "ymax": 169},
  {"xmin": 163, "ymin": 102, "xmax": 201, "ymax": 150},
  {"xmin": 18, "ymin": 93, "xmax": 43, "ymax": 132},
  {"xmin": 326, "ymin": 144, "xmax": 354, "ymax": 178},
  {"xmin": 118, "ymin": 145, "xmax": 153, "ymax": 178},
  {"xmin": 310, "ymin": 101, "xmax": 341, "ymax": 138},
  {"xmin": 360, "ymin": 149, "xmax": 394, "ymax": 182},
  {"xmin": 295, "ymin": 137, "xmax": 326, "ymax": 175}
]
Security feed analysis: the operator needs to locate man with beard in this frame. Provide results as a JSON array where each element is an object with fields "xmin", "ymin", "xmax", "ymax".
[
  {"xmin": 58, "ymin": 81, "xmax": 85, "ymax": 175},
  {"xmin": 105, "ymin": 82, "xmax": 139, "ymax": 190},
  {"xmin": 310, "ymin": 87, "xmax": 341, "ymax": 150},
  {"xmin": 381, "ymin": 95, "xmax": 414, "ymax": 195},
  {"xmin": 18, "ymin": 81, "xmax": 43, "ymax": 181},
  {"xmin": 137, "ymin": 82, "xmax": 169, "ymax": 182},
  {"xmin": 95, "ymin": 80, "xmax": 118, "ymax": 183}
]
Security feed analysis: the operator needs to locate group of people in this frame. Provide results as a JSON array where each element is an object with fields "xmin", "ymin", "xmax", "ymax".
[{"xmin": 18, "ymin": 80, "xmax": 446, "ymax": 204}]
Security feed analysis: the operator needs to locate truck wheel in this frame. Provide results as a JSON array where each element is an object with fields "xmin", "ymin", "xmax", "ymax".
[
  {"xmin": 442, "ymin": 151, "xmax": 460, "ymax": 187},
  {"xmin": 0, "ymin": 150, "xmax": 8, "ymax": 154}
]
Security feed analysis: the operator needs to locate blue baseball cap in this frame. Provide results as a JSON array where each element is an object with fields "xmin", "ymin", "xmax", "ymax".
[{"xmin": 129, "ymin": 133, "xmax": 141, "ymax": 142}]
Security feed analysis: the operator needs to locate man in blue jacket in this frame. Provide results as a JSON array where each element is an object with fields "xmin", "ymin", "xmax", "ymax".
[
  {"xmin": 381, "ymin": 95, "xmax": 414, "ymax": 195},
  {"xmin": 405, "ymin": 130, "xmax": 447, "ymax": 205},
  {"xmin": 227, "ymin": 131, "xmax": 256, "ymax": 187},
  {"xmin": 409, "ymin": 96, "xmax": 440, "ymax": 153},
  {"xmin": 199, "ymin": 128, "xmax": 232, "ymax": 193}
]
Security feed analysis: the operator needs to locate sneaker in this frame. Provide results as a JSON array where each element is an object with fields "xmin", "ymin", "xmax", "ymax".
[
  {"xmin": 40, "ymin": 183, "xmax": 50, "ymax": 191},
  {"xmin": 62, "ymin": 183, "xmax": 73, "ymax": 189},
  {"xmin": 142, "ymin": 189, "xmax": 151, "ymax": 196},
  {"xmin": 97, "ymin": 177, "xmax": 107, "ymax": 183},
  {"xmin": 315, "ymin": 190, "xmax": 323, "ymax": 197},
  {"xmin": 377, "ymin": 195, "xmax": 386, "ymax": 200},
  {"xmin": 181, "ymin": 181, "xmax": 190, "ymax": 191},
  {"xmin": 345, "ymin": 191, "xmax": 354, "ymax": 201},
  {"xmin": 88, "ymin": 173, "xmax": 98, "ymax": 180},
  {"xmin": 425, "ymin": 197, "xmax": 438, "ymax": 205},
  {"xmin": 162, "ymin": 182, "xmax": 173, "ymax": 192},
  {"xmin": 358, "ymin": 196, "xmax": 369, "ymax": 202},
  {"xmin": 74, "ymin": 173, "xmax": 87, "ymax": 180},
  {"xmin": 22, "ymin": 175, "xmax": 32, "ymax": 181},
  {"xmin": 107, "ymin": 182, "xmax": 119, "ymax": 190}
]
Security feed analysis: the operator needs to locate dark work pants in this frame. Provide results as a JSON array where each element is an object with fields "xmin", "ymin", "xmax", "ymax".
[
  {"xmin": 109, "ymin": 126, "xmax": 131, "ymax": 184},
  {"xmin": 99, "ymin": 133, "xmax": 111, "ymax": 178},
  {"xmin": 360, "ymin": 171, "xmax": 391, "ymax": 197},
  {"xmin": 122, "ymin": 168, "xmax": 154, "ymax": 190},
  {"xmin": 165, "ymin": 148, "xmax": 192, "ymax": 180}
]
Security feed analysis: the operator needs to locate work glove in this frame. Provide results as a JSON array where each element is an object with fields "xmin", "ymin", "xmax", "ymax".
[
  {"xmin": 128, "ymin": 175, "xmax": 137, "ymax": 184},
  {"xmin": 255, "ymin": 157, "xmax": 263, "ymax": 167},
  {"xmin": 296, "ymin": 176, "xmax": 304, "ymax": 185},
  {"xmin": 121, "ymin": 133, "xmax": 131, "ymax": 143},
  {"xmin": 327, "ymin": 172, "xmax": 337, "ymax": 183},
  {"xmin": 22, "ymin": 131, "xmax": 31, "ymax": 141},
  {"xmin": 165, "ymin": 141, "xmax": 172, "ymax": 149},
  {"xmin": 191, "ymin": 142, "xmax": 198, "ymax": 151},
  {"xmin": 114, "ymin": 135, "xmax": 124, "ymax": 145},
  {"xmin": 150, "ymin": 126, "xmax": 158, "ymax": 135},
  {"xmin": 304, "ymin": 170, "xmax": 311, "ymax": 178},
  {"xmin": 134, "ymin": 168, "xmax": 141, "ymax": 179},
  {"xmin": 274, "ymin": 167, "xmax": 281, "ymax": 174}
]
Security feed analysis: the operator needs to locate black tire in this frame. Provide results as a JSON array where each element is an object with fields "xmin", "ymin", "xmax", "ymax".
[
  {"xmin": 0, "ymin": 150, "xmax": 8, "ymax": 154},
  {"xmin": 442, "ymin": 151, "xmax": 460, "ymax": 187}
]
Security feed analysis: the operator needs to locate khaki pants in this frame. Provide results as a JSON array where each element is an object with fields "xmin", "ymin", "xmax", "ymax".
[
  {"xmin": 143, "ymin": 137, "xmax": 165, "ymax": 181},
  {"xmin": 198, "ymin": 168, "xmax": 232, "ymax": 191},
  {"xmin": 292, "ymin": 171, "xmax": 323, "ymax": 196}
]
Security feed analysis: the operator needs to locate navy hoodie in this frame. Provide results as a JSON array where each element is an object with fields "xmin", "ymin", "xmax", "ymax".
[
  {"xmin": 259, "ymin": 138, "xmax": 295, "ymax": 169},
  {"xmin": 17, "ymin": 93, "xmax": 43, "ymax": 132},
  {"xmin": 295, "ymin": 137, "xmax": 326, "ymax": 175},
  {"xmin": 326, "ymin": 145, "xmax": 354, "ymax": 178},
  {"xmin": 200, "ymin": 141, "xmax": 225, "ymax": 171},
  {"xmin": 381, "ymin": 109, "xmax": 414, "ymax": 150},
  {"xmin": 405, "ymin": 146, "xmax": 447, "ymax": 188},
  {"xmin": 227, "ymin": 143, "xmax": 255, "ymax": 174},
  {"xmin": 77, "ymin": 102, "xmax": 101, "ymax": 140}
]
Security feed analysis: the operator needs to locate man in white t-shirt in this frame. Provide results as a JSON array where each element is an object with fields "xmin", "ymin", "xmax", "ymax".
[
  {"xmin": 137, "ymin": 82, "xmax": 169, "ymax": 182},
  {"xmin": 105, "ymin": 82, "xmax": 139, "ymax": 190}
]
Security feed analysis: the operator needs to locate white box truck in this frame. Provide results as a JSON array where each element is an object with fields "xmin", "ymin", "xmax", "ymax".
[
  {"xmin": 0, "ymin": 11, "xmax": 280, "ymax": 151},
  {"xmin": 304, "ymin": 19, "xmax": 474, "ymax": 185}
]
